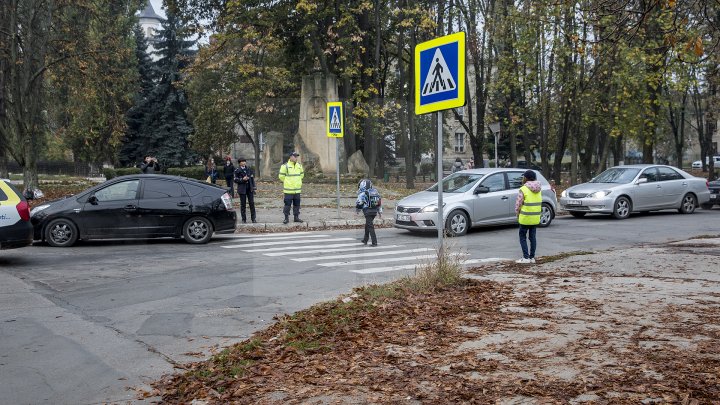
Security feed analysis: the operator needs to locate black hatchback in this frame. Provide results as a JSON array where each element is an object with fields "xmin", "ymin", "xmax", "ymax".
[{"xmin": 30, "ymin": 174, "xmax": 237, "ymax": 247}]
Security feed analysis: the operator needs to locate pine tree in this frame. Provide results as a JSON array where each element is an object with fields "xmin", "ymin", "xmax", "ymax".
[
  {"xmin": 120, "ymin": 23, "xmax": 155, "ymax": 166},
  {"xmin": 143, "ymin": 11, "xmax": 196, "ymax": 167}
]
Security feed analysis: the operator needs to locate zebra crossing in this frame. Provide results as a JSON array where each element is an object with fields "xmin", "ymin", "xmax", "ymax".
[{"xmin": 215, "ymin": 231, "xmax": 509, "ymax": 274}]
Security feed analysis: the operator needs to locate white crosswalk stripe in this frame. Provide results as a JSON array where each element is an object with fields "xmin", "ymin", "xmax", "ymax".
[
  {"xmin": 291, "ymin": 247, "xmax": 434, "ymax": 262},
  {"xmin": 349, "ymin": 257, "xmax": 510, "ymax": 275},
  {"xmin": 265, "ymin": 245, "xmax": 402, "ymax": 257},
  {"xmin": 215, "ymin": 231, "xmax": 317, "ymax": 239},
  {"xmin": 319, "ymin": 254, "xmax": 440, "ymax": 267},
  {"xmin": 241, "ymin": 242, "xmax": 368, "ymax": 253},
  {"xmin": 220, "ymin": 237, "xmax": 355, "ymax": 248}
]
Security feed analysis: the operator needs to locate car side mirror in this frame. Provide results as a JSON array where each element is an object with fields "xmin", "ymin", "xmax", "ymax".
[
  {"xmin": 88, "ymin": 195, "xmax": 99, "ymax": 205},
  {"xmin": 636, "ymin": 178, "xmax": 648, "ymax": 185},
  {"xmin": 474, "ymin": 186, "xmax": 490, "ymax": 194}
]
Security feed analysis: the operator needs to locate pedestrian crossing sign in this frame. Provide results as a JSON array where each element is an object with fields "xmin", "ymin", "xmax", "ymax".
[
  {"xmin": 415, "ymin": 32, "xmax": 466, "ymax": 115},
  {"xmin": 327, "ymin": 102, "xmax": 344, "ymax": 138}
]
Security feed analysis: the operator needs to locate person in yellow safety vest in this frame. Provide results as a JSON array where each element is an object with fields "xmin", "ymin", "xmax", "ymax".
[
  {"xmin": 279, "ymin": 151, "xmax": 305, "ymax": 224},
  {"xmin": 514, "ymin": 170, "xmax": 543, "ymax": 264}
]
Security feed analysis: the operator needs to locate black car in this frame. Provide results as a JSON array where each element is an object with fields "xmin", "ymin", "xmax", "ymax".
[
  {"xmin": 0, "ymin": 179, "xmax": 33, "ymax": 250},
  {"xmin": 703, "ymin": 180, "xmax": 720, "ymax": 209},
  {"xmin": 30, "ymin": 174, "xmax": 237, "ymax": 247}
]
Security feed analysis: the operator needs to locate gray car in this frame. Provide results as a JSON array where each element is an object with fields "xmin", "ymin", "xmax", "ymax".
[
  {"xmin": 394, "ymin": 168, "xmax": 557, "ymax": 236},
  {"xmin": 559, "ymin": 164, "xmax": 711, "ymax": 219}
]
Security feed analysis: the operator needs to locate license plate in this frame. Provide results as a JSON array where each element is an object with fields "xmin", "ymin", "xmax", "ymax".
[
  {"xmin": 711, "ymin": 194, "xmax": 717, "ymax": 200},
  {"xmin": 397, "ymin": 214, "xmax": 411, "ymax": 221},
  {"xmin": 565, "ymin": 199, "xmax": 582, "ymax": 206}
]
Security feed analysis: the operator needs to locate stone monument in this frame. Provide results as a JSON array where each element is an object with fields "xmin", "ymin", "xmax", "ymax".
[{"xmin": 297, "ymin": 72, "xmax": 346, "ymax": 175}]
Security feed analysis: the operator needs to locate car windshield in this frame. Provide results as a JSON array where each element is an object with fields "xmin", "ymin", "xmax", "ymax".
[
  {"xmin": 590, "ymin": 168, "xmax": 640, "ymax": 184},
  {"xmin": 427, "ymin": 173, "xmax": 484, "ymax": 193}
]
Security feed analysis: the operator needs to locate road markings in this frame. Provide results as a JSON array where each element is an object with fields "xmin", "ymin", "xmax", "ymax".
[
  {"xmin": 214, "ymin": 231, "xmax": 315, "ymax": 238},
  {"xmin": 265, "ymin": 245, "xmax": 403, "ymax": 257},
  {"xmin": 291, "ymin": 248, "xmax": 434, "ymax": 262},
  {"xmin": 216, "ymin": 233, "xmax": 329, "ymax": 241},
  {"xmin": 240, "ymin": 242, "xmax": 365, "ymax": 253},
  {"xmin": 318, "ymin": 254, "xmax": 442, "ymax": 267},
  {"xmin": 220, "ymin": 237, "xmax": 355, "ymax": 248},
  {"xmin": 350, "ymin": 257, "xmax": 510, "ymax": 274}
]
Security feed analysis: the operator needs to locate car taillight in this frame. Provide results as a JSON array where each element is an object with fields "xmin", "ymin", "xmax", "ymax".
[
  {"xmin": 221, "ymin": 193, "xmax": 232, "ymax": 210},
  {"xmin": 16, "ymin": 201, "xmax": 30, "ymax": 221}
]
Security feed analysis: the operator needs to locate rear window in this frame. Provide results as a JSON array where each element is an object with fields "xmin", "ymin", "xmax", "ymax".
[
  {"xmin": 182, "ymin": 182, "xmax": 206, "ymax": 197},
  {"xmin": 1, "ymin": 181, "xmax": 24, "ymax": 201},
  {"xmin": 143, "ymin": 179, "xmax": 185, "ymax": 199},
  {"xmin": 0, "ymin": 187, "xmax": 7, "ymax": 201}
]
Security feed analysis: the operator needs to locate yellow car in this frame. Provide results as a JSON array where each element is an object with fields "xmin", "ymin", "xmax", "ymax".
[{"xmin": 0, "ymin": 179, "xmax": 33, "ymax": 249}]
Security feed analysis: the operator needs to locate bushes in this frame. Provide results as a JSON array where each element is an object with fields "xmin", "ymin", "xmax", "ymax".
[
  {"xmin": 167, "ymin": 166, "xmax": 207, "ymax": 180},
  {"xmin": 117, "ymin": 167, "xmax": 142, "ymax": 177},
  {"xmin": 102, "ymin": 168, "xmax": 117, "ymax": 180}
]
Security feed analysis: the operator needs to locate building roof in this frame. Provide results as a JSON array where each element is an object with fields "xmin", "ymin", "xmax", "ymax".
[{"xmin": 138, "ymin": 2, "xmax": 163, "ymax": 21}]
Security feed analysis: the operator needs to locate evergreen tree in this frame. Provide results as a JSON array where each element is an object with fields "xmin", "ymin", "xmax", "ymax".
[
  {"xmin": 143, "ymin": 11, "xmax": 196, "ymax": 167},
  {"xmin": 120, "ymin": 23, "xmax": 155, "ymax": 166}
]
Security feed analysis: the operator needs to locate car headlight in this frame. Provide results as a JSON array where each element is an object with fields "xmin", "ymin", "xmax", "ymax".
[
  {"xmin": 30, "ymin": 204, "xmax": 51, "ymax": 217},
  {"xmin": 589, "ymin": 190, "xmax": 612, "ymax": 198},
  {"xmin": 561, "ymin": 190, "xmax": 568, "ymax": 198},
  {"xmin": 421, "ymin": 204, "xmax": 438, "ymax": 212}
]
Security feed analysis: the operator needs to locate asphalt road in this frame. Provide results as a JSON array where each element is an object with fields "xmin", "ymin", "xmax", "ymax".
[{"xmin": 1, "ymin": 209, "xmax": 719, "ymax": 405}]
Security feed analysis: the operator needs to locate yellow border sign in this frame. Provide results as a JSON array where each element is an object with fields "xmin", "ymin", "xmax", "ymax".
[
  {"xmin": 327, "ymin": 102, "xmax": 344, "ymax": 138},
  {"xmin": 414, "ymin": 32, "xmax": 466, "ymax": 115}
]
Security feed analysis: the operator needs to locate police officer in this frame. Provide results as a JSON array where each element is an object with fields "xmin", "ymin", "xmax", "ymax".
[
  {"xmin": 279, "ymin": 151, "xmax": 304, "ymax": 224},
  {"xmin": 234, "ymin": 158, "xmax": 257, "ymax": 223}
]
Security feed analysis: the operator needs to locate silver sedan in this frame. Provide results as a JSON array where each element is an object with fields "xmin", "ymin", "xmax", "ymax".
[
  {"xmin": 394, "ymin": 168, "xmax": 558, "ymax": 236},
  {"xmin": 559, "ymin": 164, "xmax": 711, "ymax": 219}
]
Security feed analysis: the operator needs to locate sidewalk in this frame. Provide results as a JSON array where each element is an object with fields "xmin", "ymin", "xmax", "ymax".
[{"xmin": 230, "ymin": 184, "xmax": 403, "ymax": 231}]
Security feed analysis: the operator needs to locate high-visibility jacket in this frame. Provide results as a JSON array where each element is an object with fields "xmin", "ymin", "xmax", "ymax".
[
  {"xmin": 518, "ymin": 185, "xmax": 542, "ymax": 226},
  {"xmin": 279, "ymin": 160, "xmax": 304, "ymax": 194}
]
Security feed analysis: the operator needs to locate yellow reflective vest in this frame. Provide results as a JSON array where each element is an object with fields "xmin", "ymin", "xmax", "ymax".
[
  {"xmin": 518, "ymin": 185, "xmax": 542, "ymax": 226},
  {"xmin": 279, "ymin": 160, "xmax": 304, "ymax": 194}
]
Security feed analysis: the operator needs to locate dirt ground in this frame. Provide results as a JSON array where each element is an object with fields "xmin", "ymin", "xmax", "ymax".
[{"xmin": 152, "ymin": 239, "xmax": 720, "ymax": 404}]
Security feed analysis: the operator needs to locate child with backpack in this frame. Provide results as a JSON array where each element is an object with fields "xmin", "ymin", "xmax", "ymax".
[{"xmin": 355, "ymin": 179, "xmax": 382, "ymax": 246}]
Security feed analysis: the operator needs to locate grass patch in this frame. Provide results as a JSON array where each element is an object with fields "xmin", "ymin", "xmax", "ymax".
[{"xmin": 401, "ymin": 247, "xmax": 465, "ymax": 292}]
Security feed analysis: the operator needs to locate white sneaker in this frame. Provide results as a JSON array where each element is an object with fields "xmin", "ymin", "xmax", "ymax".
[
  {"xmin": 529, "ymin": 258, "xmax": 536, "ymax": 264},
  {"xmin": 515, "ymin": 258, "xmax": 531, "ymax": 264}
]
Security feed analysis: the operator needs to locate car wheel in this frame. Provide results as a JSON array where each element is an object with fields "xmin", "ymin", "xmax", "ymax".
[
  {"xmin": 539, "ymin": 203, "xmax": 554, "ymax": 227},
  {"xmin": 45, "ymin": 218, "xmax": 79, "ymax": 247},
  {"xmin": 183, "ymin": 217, "xmax": 214, "ymax": 244},
  {"xmin": 612, "ymin": 197, "xmax": 631, "ymax": 219},
  {"xmin": 679, "ymin": 193, "xmax": 697, "ymax": 214},
  {"xmin": 570, "ymin": 211, "xmax": 586, "ymax": 218},
  {"xmin": 445, "ymin": 210, "xmax": 469, "ymax": 237}
]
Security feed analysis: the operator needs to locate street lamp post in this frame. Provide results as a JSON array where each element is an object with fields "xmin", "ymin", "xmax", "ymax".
[{"xmin": 489, "ymin": 122, "xmax": 500, "ymax": 168}]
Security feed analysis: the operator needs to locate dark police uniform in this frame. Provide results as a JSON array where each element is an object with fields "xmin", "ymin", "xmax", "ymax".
[{"xmin": 234, "ymin": 163, "xmax": 256, "ymax": 223}]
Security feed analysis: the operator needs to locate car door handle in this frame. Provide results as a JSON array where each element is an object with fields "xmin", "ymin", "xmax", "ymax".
[
  {"xmin": 177, "ymin": 202, "xmax": 190, "ymax": 207},
  {"xmin": 124, "ymin": 205, "xmax": 137, "ymax": 211},
  {"xmin": 656, "ymin": 185, "xmax": 662, "ymax": 188},
  {"xmin": 501, "ymin": 196, "xmax": 509, "ymax": 200},
  {"xmin": 682, "ymin": 182, "xmax": 688, "ymax": 186}
]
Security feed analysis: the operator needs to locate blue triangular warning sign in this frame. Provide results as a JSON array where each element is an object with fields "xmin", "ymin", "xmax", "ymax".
[
  {"xmin": 421, "ymin": 48, "xmax": 457, "ymax": 96},
  {"xmin": 330, "ymin": 108, "xmax": 341, "ymax": 130}
]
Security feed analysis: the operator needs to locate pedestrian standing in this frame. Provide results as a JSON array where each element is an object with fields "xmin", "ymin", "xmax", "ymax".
[
  {"xmin": 452, "ymin": 157, "xmax": 463, "ymax": 173},
  {"xmin": 141, "ymin": 156, "xmax": 161, "ymax": 174},
  {"xmin": 206, "ymin": 157, "xmax": 218, "ymax": 184},
  {"xmin": 278, "ymin": 151, "xmax": 304, "ymax": 224},
  {"xmin": 223, "ymin": 156, "xmax": 235, "ymax": 197},
  {"xmin": 355, "ymin": 179, "xmax": 382, "ymax": 246},
  {"xmin": 234, "ymin": 158, "xmax": 257, "ymax": 223},
  {"xmin": 515, "ymin": 170, "xmax": 542, "ymax": 264},
  {"xmin": 466, "ymin": 158, "xmax": 475, "ymax": 170}
]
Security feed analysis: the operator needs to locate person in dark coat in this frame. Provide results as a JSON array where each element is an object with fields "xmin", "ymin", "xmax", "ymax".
[
  {"xmin": 222, "ymin": 156, "xmax": 235, "ymax": 197},
  {"xmin": 234, "ymin": 158, "xmax": 257, "ymax": 223},
  {"xmin": 140, "ymin": 156, "xmax": 161, "ymax": 174}
]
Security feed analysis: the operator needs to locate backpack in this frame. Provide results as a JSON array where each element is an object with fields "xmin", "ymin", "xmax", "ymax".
[{"xmin": 366, "ymin": 188, "xmax": 382, "ymax": 209}]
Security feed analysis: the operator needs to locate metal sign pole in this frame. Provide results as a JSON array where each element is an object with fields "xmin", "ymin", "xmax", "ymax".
[
  {"xmin": 336, "ymin": 138, "xmax": 341, "ymax": 218},
  {"xmin": 437, "ymin": 110, "xmax": 444, "ymax": 258}
]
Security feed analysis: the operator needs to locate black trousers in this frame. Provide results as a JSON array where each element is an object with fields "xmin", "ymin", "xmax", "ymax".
[
  {"xmin": 225, "ymin": 176, "xmax": 234, "ymax": 197},
  {"xmin": 363, "ymin": 212, "xmax": 377, "ymax": 244},
  {"xmin": 283, "ymin": 193, "xmax": 301, "ymax": 217},
  {"xmin": 239, "ymin": 192, "xmax": 256, "ymax": 221}
]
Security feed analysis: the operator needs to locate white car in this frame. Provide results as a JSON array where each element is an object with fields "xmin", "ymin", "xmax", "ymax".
[
  {"xmin": 0, "ymin": 179, "xmax": 33, "ymax": 249},
  {"xmin": 692, "ymin": 156, "xmax": 720, "ymax": 169}
]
